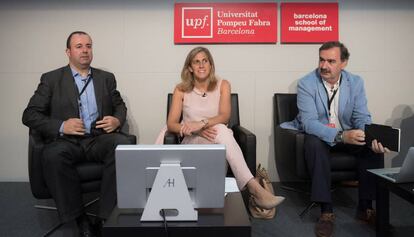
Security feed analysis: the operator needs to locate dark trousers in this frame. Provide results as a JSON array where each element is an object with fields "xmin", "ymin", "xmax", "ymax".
[
  {"xmin": 41, "ymin": 133, "xmax": 133, "ymax": 223},
  {"xmin": 304, "ymin": 134, "xmax": 383, "ymax": 204}
]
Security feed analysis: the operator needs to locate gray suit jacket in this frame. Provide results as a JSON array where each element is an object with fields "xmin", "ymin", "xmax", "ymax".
[{"xmin": 22, "ymin": 65, "xmax": 127, "ymax": 142}]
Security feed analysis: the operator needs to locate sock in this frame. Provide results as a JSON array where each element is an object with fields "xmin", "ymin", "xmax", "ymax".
[
  {"xmin": 358, "ymin": 199, "xmax": 373, "ymax": 211},
  {"xmin": 320, "ymin": 202, "xmax": 333, "ymax": 213}
]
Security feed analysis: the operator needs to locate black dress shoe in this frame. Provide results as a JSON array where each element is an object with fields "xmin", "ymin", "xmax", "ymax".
[{"xmin": 77, "ymin": 215, "xmax": 97, "ymax": 237}]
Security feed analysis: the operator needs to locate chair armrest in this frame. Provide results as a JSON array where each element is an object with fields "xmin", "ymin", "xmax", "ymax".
[
  {"xmin": 294, "ymin": 132, "xmax": 308, "ymax": 179},
  {"xmin": 232, "ymin": 125, "xmax": 256, "ymax": 177},
  {"xmin": 119, "ymin": 120, "xmax": 137, "ymax": 144},
  {"xmin": 164, "ymin": 131, "xmax": 180, "ymax": 144},
  {"xmin": 28, "ymin": 130, "xmax": 51, "ymax": 199},
  {"xmin": 274, "ymin": 126, "xmax": 308, "ymax": 181},
  {"xmin": 124, "ymin": 134, "xmax": 137, "ymax": 144}
]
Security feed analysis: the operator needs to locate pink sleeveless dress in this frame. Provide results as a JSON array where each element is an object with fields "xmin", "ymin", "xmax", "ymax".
[{"xmin": 155, "ymin": 80, "xmax": 253, "ymax": 189}]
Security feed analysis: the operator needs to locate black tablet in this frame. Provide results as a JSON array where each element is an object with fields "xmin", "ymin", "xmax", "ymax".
[{"xmin": 365, "ymin": 123, "xmax": 400, "ymax": 152}]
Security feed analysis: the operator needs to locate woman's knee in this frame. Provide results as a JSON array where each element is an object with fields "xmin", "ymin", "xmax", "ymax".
[
  {"xmin": 213, "ymin": 124, "xmax": 234, "ymax": 142},
  {"xmin": 213, "ymin": 124, "xmax": 232, "ymax": 134}
]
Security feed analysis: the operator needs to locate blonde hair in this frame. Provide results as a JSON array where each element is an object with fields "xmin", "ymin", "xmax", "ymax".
[{"xmin": 177, "ymin": 47, "xmax": 218, "ymax": 92}]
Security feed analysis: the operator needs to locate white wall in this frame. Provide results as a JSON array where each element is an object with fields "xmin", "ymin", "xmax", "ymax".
[{"xmin": 1, "ymin": 0, "xmax": 414, "ymax": 181}]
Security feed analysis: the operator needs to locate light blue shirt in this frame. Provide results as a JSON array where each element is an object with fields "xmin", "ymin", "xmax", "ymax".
[{"xmin": 59, "ymin": 68, "xmax": 98, "ymax": 135}]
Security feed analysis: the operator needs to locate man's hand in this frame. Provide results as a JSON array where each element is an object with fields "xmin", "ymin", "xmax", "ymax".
[
  {"xmin": 343, "ymin": 129, "xmax": 366, "ymax": 145},
  {"xmin": 95, "ymin": 116, "xmax": 120, "ymax": 133},
  {"xmin": 198, "ymin": 127, "xmax": 218, "ymax": 142},
  {"xmin": 371, "ymin": 139, "xmax": 390, "ymax": 153},
  {"xmin": 63, "ymin": 118, "xmax": 86, "ymax": 135}
]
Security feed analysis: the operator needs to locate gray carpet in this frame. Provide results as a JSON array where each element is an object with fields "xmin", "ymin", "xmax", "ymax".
[{"xmin": 0, "ymin": 182, "xmax": 413, "ymax": 237}]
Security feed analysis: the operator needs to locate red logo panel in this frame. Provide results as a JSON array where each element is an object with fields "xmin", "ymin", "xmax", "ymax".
[
  {"xmin": 281, "ymin": 3, "xmax": 338, "ymax": 43},
  {"xmin": 175, "ymin": 3, "xmax": 277, "ymax": 44}
]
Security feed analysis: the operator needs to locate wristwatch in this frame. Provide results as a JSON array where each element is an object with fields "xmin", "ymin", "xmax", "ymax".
[
  {"xmin": 201, "ymin": 119, "xmax": 209, "ymax": 128},
  {"xmin": 335, "ymin": 131, "xmax": 343, "ymax": 143}
]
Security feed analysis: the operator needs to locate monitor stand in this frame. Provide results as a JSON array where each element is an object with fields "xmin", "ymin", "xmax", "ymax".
[{"xmin": 141, "ymin": 161, "xmax": 198, "ymax": 221}]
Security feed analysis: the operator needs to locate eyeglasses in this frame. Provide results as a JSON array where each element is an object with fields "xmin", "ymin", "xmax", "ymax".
[{"xmin": 191, "ymin": 58, "xmax": 210, "ymax": 66}]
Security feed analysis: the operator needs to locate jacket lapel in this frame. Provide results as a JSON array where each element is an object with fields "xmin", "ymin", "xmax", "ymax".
[
  {"xmin": 62, "ymin": 65, "xmax": 79, "ymax": 114},
  {"xmin": 91, "ymin": 67, "xmax": 103, "ymax": 119},
  {"xmin": 316, "ymin": 72, "xmax": 329, "ymax": 118},
  {"xmin": 338, "ymin": 71, "xmax": 350, "ymax": 119}
]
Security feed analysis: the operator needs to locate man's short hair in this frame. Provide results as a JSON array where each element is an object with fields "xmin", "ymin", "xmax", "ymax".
[
  {"xmin": 319, "ymin": 41, "xmax": 350, "ymax": 62},
  {"xmin": 66, "ymin": 31, "xmax": 89, "ymax": 49}
]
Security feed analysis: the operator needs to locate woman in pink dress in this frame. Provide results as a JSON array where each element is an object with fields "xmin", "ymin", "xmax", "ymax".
[{"xmin": 156, "ymin": 47, "xmax": 284, "ymax": 210}]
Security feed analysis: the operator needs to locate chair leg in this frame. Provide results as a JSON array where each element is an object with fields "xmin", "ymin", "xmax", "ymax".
[
  {"xmin": 299, "ymin": 202, "xmax": 317, "ymax": 218},
  {"xmin": 280, "ymin": 182, "xmax": 349, "ymax": 218},
  {"xmin": 42, "ymin": 221, "xmax": 63, "ymax": 237},
  {"xmin": 84, "ymin": 197, "xmax": 100, "ymax": 217},
  {"xmin": 35, "ymin": 197, "xmax": 99, "ymax": 211},
  {"xmin": 35, "ymin": 197, "xmax": 100, "ymax": 236},
  {"xmin": 279, "ymin": 182, "xmax": 316, "ymax": 218},
  {"xmin": 35, "ymin": 205, "xmax": 57, "ymax": 211},
  {"xmin": 84, "ymin": 197, "xmax": 99, "ymax": 208}
]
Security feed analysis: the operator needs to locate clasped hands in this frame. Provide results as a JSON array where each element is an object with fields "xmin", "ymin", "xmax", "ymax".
[
  {"xmin": 63, "ymin": 116, "xmax": 120, "ymax": 135},
  {"xmin": 180, "ymin": 121, "xmax": 217, "ymax": 142},
  {"xmin": 342, "ymin": 129, "xmax": 390, "ymax": 153}
]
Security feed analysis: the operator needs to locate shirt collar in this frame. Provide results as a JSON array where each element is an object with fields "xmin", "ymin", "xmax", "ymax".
[
  {"xmin": 323, "ymin": 73, "xmax": 342, "ymax": 91},
  {"xmin": 70, "ymin": 67, "xmax": 92, "ymax": 78}
]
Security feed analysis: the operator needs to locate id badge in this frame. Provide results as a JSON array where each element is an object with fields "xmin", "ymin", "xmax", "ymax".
[
  {"xmin": 326, "ymin": 123, "xmax": 335, "ymax": 128},
  {"xmin": 326, "ymin": 116, "xmax": 336, "ymax": 128}
]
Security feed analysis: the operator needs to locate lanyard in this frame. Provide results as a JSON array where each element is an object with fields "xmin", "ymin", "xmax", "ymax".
[
  {"xmin": 77, "ymin": 77, "xmax": 92, "ymax": 120},
  {"xmin": 324, "ymin": 78, "xmax": 341, "ymax": 116},
  {"xmin": 78, "ymin": 77, "xmax": 92, "ymax": 98},
  {"xmin": 326, "ymin": 88, "xmax": 338, "ymax": 116}
]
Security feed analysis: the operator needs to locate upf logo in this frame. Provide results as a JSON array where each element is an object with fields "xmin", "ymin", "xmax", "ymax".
[{"xmin": 182, "ymin": 7, "xmax": 213, "ymax": 38}]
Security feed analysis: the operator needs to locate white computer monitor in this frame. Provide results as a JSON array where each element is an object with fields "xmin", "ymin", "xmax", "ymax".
[{"xmin": 115, "ymin": 144, "xmax": 226, "ymax": 221}]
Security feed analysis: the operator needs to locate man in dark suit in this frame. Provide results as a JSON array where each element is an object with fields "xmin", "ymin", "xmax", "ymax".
[{"xmin": 22, "ymin": 31, "xmax": 133, "ymax": 237}]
